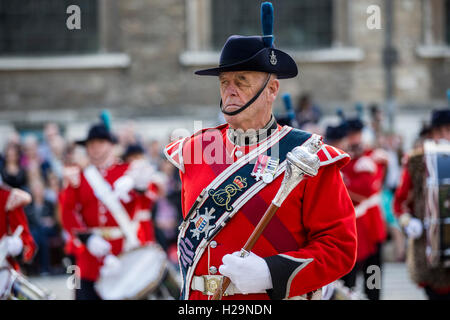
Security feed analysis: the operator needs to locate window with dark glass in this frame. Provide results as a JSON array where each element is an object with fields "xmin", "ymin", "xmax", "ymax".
[
  {"xmin": 0, "ymin": 0, "xmax": 99, "ymax": 56},
  {"xmin": 211, "ymin": 0, "xmax": 333, "ymax": 51}
]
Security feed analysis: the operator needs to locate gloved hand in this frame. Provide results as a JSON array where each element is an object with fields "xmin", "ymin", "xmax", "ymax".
[
  {"xmin": 113, "ymin": 175, "xmax": 134, "ymax": 203},
  {"xmin": 219, "ymin": 251, "xmax": 273, "ymax": 294},
  {"xmin": 127, "ymin": 159, "xmax": 155, "ymax": 191},
  {"xmin": 87, "ymin": 234, "xmax": 111, "ymax": 258},
  {"xmin": 405, "ymin": 217, "xmax": 423, "ymax": 239},
  {"xmin": 6, "ymin": 235, "xmax": 23, "ymax": 257},
  {"xmin": 100, "ymin": 254, "xmax": 122, "ymax": 278}
]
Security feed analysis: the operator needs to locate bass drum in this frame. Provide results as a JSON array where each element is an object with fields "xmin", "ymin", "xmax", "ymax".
[
  {"xmin": 146, "ymin": 261, "xmax": 181, "ymax": 300},
  {"xmin": 95, "ymin": 243, "xmax": 179, "ymax": 300},
  {"xmin": 0, "ymin": 267, "xmax": 54, "ymax": 300}
]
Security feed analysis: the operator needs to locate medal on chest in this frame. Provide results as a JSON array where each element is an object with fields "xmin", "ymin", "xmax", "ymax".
[{"xmin": 251, "ymin": 154, "xmax": 279, "ymax": 183}]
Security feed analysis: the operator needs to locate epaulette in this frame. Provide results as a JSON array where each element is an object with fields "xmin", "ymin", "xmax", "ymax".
[
  {"xmin": 5, "ymin": 188, "xmax": 32, "ymax": 211},
  {"xmin": 63, "ymin": 166, "xmax": 81, "ymax": 188},
  {"xmin": 164, "ymin": 136, "xmax": 188, "ymax": 173},
  {"xmin": 164, "ymin": 124, "xmax": 228, "ymax": 173},
  {"xmin": 317, "ymin": 144, "xmax": 350, "ymax": 168}
]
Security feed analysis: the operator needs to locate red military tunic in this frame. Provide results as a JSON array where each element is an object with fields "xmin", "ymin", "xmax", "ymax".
[
  {"xmin": 59, "ymin": 162, "xmax": 156, "ymax": 281},
  {"xmin": 165, "ymin": 124, "xmax": 357, "ymax": 300},
  {"xmin": 393, "ymin": 165, "xmax": 413, "ymax": 216},
  {"xmin": 393, "ymin": 150, "xmax": 450, "ymax": 294},
  {"xmin": 0, "ymin": 185, "xmax": 36, "ymax": 269},
  {"xmin": 341, "ymin": 149, "xmax": 387, "ymax": 263}
]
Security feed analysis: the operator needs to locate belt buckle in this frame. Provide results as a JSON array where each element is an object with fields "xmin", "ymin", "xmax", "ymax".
[
  {"xmin": 203, "ymin": 276, "xmax": 222, "ymax": 295},
  {"xmin": 102, "ymin": 229, "xmax": 110, "ymax": 239}
]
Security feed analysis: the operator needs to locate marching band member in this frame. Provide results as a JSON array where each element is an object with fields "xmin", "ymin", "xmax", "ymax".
[
  {"xmin": 164, "ymin": 2, "xmax": 357, "ymax": 300},
  {"xmin": 59, "ymin": 119, "xmax": 158, "ymax": 300},
  {"xmin": 340, "ymin": 115, "xmax": 388, "ymax": 300},
  {"xmin": 0, "ymin": 183, "xmax": 36, "ymax": 270},
  {"xmin": 393, "ymin": 108, "xmax": 450, "ymax": 300}
]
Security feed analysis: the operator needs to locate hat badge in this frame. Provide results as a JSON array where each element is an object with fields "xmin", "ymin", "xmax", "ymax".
[{"xmin": 269, "ymin": 50, "xmax": 277, "ymax": 65}]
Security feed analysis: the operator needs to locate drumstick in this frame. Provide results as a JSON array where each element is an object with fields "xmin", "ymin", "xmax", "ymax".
[{"xmin": 212, "ymin": 134, "xmax": 323, "ymax": 300}]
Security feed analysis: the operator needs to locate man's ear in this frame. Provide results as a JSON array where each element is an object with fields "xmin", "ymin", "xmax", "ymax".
[{"xmin": 267, "ymin": 77, "xmax": 280, "ymax": 102}]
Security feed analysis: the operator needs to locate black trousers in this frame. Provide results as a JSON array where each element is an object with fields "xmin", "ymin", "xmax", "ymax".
[
  {"xmin": 341, "ymin": 243, "xmax": 383, "ymax": 300},
  {"xmin": 75, "ymin": 279, "xmax": 102, "ymax": 300}
]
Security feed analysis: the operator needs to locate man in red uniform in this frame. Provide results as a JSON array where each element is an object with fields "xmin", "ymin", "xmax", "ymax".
[
  {"xmin": 0, "ymin": 183, "xmax": 36, "ymax": 270},
  {"xmin": 59, "ymin": 122, "xmax": 157, "ymax": 300},
  {"xmin": 393, "ymin": 108, "xmax": 450, "ymax": 299},
  {"xmin": 340, "ymin": 117, "xmax": 388, "ymax": 300},
  {"xmin": 164, "ymin": 3, "xmax": 357, "ymax": 300}
]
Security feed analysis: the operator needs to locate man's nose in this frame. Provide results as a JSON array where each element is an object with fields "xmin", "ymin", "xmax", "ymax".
[{"xmin": 223, "ymin": 82, "xmax": 238, "ymax": 97}]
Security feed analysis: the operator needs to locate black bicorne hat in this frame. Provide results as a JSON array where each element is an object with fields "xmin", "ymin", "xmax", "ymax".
[
  {"xmin": 195, "ymin": 2, "xmax": 297, "ymax": 79},
  {"xmin": 430, "ymin": 89, "xmax": 450, "ymax": 129},
  {"xmin": 122, "ymin": 143, "xmax": 145, "ymax": 160},
  {"xmin": 336, "ymin": 105, "xmax": 364, "ymax": 134},
  {"xmin": 431, "ymin": 109, "xmax": 450, "ymax": 129},
  {"xmin": 195, "ymin": 35, "xmax": 298, "ymax": 79},
  {"xmin": 325, "ymin": 123, "xmax": 348, "ymax": 142},
  {"xmin": 76, "ymin": 123, "xmax": 118, "ymax": 146},
  {"xmin": 346, "ymin": 118, "xmax": 364, "ymax": 133}
]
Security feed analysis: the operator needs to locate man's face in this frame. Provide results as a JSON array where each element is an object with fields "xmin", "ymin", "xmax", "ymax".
[
  {"xmin": 219, "ymin": 71, "xmax": 279, "ymax": 130},
  {"xmin": 86, "ymin": 139, "xmax": 113, "ymax": 164},
  {"xmin": 346, "ymin": 131, "xmax": 363, "ymax": 158},
  {"xmin": 432, "ymin": 125, "xmax": 450, "ymax": 141}
]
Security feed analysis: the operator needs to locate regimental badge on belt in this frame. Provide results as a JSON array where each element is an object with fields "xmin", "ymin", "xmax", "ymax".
[{"xmin": 251, "ymin": 154, "xmax": 279, "ymax": 183}]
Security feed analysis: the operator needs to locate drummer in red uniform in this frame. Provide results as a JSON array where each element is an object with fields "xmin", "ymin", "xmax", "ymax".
[
  {"xmin": 393, "ymin": 108, "xmax": 450, "ymax": 300},
  {"xmin": 59, "ymin": 120, "xmax": 157, "ymax": 300},
  {"xmin": 0, "ymin": 183, "xmax": 36, "ymax": 270},
  {"xmin": 339, "ymin": 115, "xmax": 388, "ymax": 300},
  {"xmin": 164, "ymin": 3, "xmax": 357, "ymax": 300}
]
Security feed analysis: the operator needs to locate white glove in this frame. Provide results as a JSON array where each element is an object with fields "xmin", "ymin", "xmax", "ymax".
[
  {"xmin": 113, "ymin": 175, "xmax": 134, "ymax": 203},
  {"xmin": 100, "ymin": 254, "xmax": 122, "ymax": 278},
  {"xmin": 6, "ymin": 236, "xmax": 23, "ymax": 257},
  {"xmin": 321, "ymin": 283, "xmax": 335, "ymax": 300},
  {"xmin": 405, "ymin": 217, "xmax": 423, "ymax": 239},
  {"xmin": 87, "ymin": 234, "xmax": 111, "ymax": 258},
  {"xmin": 219, "ymin": 251, "xmax": 273, "ymax": 294},
  {"xmin": 127, "ymin": 159, "xmax": 155, "ymax": 191}
]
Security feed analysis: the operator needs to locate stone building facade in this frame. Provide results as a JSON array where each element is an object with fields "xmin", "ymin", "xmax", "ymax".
[{"xmin": 0, "ymin": 0, "xmax": 448, "ymax": 144}]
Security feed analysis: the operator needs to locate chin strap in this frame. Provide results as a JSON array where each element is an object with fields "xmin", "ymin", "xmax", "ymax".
[{"xmin": 220, "ymin": 73, "xmax": 272, "ymax": 116}]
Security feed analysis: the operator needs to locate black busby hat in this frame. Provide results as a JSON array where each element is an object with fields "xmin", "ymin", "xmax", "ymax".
[
  {"xmin": 76, "ymin": 110, "xmax": 117, "ymax": 146},
  {"xmin": 195, "ymin": 3, "xmax": 297, "ymax": 79}
]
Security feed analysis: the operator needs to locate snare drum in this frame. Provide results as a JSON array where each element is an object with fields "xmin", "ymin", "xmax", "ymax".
[
  {"xmin": 0, "ymin": 267, "xmax": 54, "ymax": 300},
  {"xmin": 95, "ymin": 243, "xmax": 169, "ymax": 300}
]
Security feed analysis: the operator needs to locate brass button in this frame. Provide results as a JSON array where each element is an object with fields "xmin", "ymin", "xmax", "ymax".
[{"xmin": 209, "ymin": 266, "xmax": 217, "ymax": 274}]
